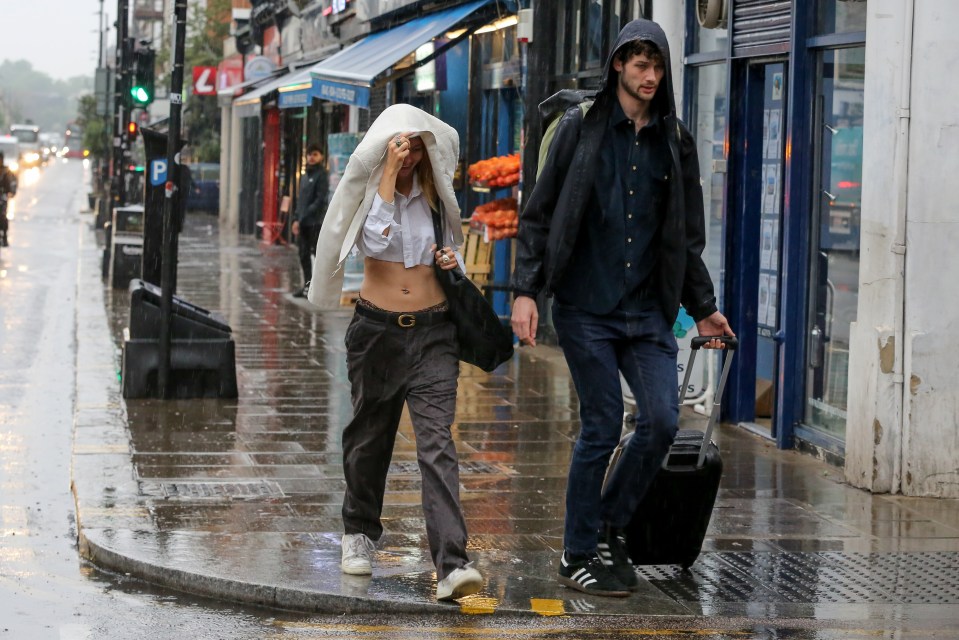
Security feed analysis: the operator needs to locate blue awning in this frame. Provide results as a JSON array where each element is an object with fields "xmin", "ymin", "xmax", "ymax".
[
  {"xmin": 309, "ymin": 0, "xmax": 491, "ymax": 108},
  {"xmin": 233, "ymin": 67, "xmax": 316, "ymax": 116},
  {"xmin": 276, "ymin": 68, "xmax": 315, "ymax": 109}
]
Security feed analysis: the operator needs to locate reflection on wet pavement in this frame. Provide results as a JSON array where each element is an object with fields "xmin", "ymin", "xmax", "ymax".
[{"xmin": 73, "ymin": 214, "xmax": 959, "ymax": 623}]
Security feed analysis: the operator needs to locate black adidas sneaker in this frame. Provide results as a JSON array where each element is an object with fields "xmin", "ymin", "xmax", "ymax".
[
  {"xmin": 598, "ymin": 525, "xmax": 639, "ymax": 590},
  {"xmin": 557, "ymin": 551, "xmax": 630, "ymax": 597}
]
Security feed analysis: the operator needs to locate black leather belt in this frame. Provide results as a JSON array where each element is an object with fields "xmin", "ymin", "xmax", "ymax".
[{"xmin": 355, "ymin": 303, "xmax": 450, "ymax": 328}]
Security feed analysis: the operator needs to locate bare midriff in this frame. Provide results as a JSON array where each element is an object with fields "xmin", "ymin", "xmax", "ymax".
[{"xmin": 360, "ymin": 257, "xmax": 446, "ymax": 311}]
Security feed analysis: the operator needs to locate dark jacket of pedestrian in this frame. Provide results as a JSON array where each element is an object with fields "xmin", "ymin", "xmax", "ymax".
[
  {"xmin": 295, "ymin": 162, "xmax": 328, "ymax": 227},
  {"xmin": 511, "ymin": 20, "xmax": 717, "ymax": 325}
]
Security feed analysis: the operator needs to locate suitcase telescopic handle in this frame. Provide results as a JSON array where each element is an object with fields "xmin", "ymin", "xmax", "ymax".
[
  {"xmin": 690, "ymin": 336, "xmax": 739, "ymax": 350},
  {"xmin": 676, "ymin": 337, "xmax": 737, "ymax": 468}
]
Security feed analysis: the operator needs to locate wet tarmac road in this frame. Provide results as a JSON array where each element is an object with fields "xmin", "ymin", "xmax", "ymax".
[{"xmin": 4, "ymin": 161, "xmax": 959, "ymax": 639}]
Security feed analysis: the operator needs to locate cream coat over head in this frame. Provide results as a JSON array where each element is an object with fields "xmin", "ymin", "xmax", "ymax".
[{"xmin": 307, "ymin": 104, "xmax": 462, "ymax": 309}]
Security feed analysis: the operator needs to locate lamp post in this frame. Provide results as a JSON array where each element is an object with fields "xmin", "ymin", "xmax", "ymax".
[{"xmin": 112, "ymin": 0, "xmax": 130, "ymax": 205}]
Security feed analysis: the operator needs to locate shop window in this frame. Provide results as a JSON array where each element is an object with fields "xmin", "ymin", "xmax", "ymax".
[
  {"xmin": 817, "ymin": 0, "xmax": 868, "ymax": 35},
  {"xmin": 687, "ymin": 0, "xmax": 728, "ymax": 55},
  {"xmin": 803, "ymin": 46, "xmax": 865, "ymax": 439},
  {"xmin": 689, "ymin": 62, "xmax": 728, "ymax": 295}
]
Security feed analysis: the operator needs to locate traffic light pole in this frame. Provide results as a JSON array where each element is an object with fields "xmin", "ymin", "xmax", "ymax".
[
  {"xmin": 157, "ymin": 0, "xmax": 188, "ymax": 398},
  {"xmin": 112, "ymin": 0, "xmax": 130, "ymax": 205}
]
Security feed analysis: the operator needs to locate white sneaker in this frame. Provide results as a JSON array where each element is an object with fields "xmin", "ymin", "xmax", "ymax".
[
  {"xmin": 341, "ymin": 533, "xmax": 375, "ymax": 575},
  {"xmin": 436, "ymin": 562, "xmax": 483, "ymax": 601}
]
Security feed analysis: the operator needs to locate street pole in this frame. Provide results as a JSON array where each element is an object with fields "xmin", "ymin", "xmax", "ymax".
[
  {"xmin": 158, "ymin": 0, "xmax": 188, "ymax": 398},
  {"xmin": 99, "ymin": 0, "xmax": 106, "ymax": 68},
  {"xmin": 112, "ymin": 0, "xmax": 129, "ymax": 205}
]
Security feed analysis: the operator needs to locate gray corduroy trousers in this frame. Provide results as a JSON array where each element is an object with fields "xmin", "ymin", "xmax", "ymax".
[{"xmin": 341, "ymin": 310, "xmax": 470, "ymax": 580}]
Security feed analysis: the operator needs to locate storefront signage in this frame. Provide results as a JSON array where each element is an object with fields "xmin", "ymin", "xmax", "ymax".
[
  {"xmin": 192, "ymin": 67, "xmax": 217, "ymax": 95},
  {"xmin": 250, "ymin": 0, "xmax": 278, "ymax": 27},
  {"xmin": 313, "ymin": 79, "xmax": 370, "ymax": 107},
  {"xmin": 244, "ymin": 56, "xmax": 277, "ymax": 81},
  {"xmin": 278, "ymin": 89, "xmax": 312, "ymax": 108},
  {"xmin": 217, "ymin": 56, "xmax": 245, "ymax": 92}
]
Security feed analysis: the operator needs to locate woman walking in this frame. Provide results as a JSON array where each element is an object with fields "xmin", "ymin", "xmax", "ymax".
[{"xmin": 308, "ymin": 105, "xmax": 482, "ymax": 602}]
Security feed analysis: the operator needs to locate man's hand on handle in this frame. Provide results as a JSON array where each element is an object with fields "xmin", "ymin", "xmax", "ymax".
[
  {"xmin": 511, "ymin": 295, "xmax": 539, "ymax": 348},
  {"xmin": 695, "ymin": 311, "xmax": 735, "ymax": 349}
]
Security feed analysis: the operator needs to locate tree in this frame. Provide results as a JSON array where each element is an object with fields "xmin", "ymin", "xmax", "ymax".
[
  {"xmin": 0, "ymin": 59, "xmax": 92, "ymax": 132},
  {"xmin": 76, "ymin": 94, "xmax": 110, "ymax": 161},
  {"xmin": 177, "ymin": 0, "xmax": 232, "ymax": 162}
]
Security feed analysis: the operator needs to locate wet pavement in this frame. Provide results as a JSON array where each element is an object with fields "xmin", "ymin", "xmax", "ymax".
[{"xmin": 69, "ymin": 181, "xmax": 959, "ymax": 630}]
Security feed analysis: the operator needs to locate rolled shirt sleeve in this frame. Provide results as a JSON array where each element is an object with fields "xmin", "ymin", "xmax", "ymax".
[{"xmin": 358, "ymin": 193, "xmax": 401, "ymax": 257}]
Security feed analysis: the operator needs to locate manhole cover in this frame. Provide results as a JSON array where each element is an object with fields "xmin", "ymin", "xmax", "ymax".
[{"xmin": 139, "ymin": 480, "xmax": 285, "ymax": 499}]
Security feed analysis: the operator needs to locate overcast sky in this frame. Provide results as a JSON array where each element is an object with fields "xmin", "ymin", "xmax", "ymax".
[{"xmin": 0, "ymin": 0, "xmax": 107, "ymax": 80}]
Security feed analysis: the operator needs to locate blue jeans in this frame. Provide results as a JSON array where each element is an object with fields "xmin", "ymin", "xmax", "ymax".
[{"xmin": 552, "ymin": 300, "xmax": 679, "ymax": 555}]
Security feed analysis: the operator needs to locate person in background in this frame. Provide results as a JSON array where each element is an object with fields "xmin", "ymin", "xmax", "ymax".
[
  {"xmin": 510, "ymin": 19, "xmax": 734, "ymax": 597},
  {"xmin": 0, "ymin": 152, "xmax": 18, "ymax": 247},
  {"xmin": 292, "ymin": 143, "xmax": 329, "ymax": 297}
]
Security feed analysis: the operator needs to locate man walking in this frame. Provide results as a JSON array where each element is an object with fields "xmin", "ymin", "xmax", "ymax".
[
  {"xmin": 0, "ymin": 152, "xmax": 18, "ymax": 247},
  {"xmin": 511, "ymin": 19, "xmax": 734, "ymax": 597},
  {"xmin": 292, "ymin": 144, "xmax": 329, "ymax": 297}
]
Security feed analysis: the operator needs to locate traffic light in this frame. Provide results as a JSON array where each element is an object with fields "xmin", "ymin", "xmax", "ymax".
[
  {"xmin": 127, "ymin": 121, "xmax": 139, "ymax": 143},
  {"xmin": 130, "ymin": 47, "xmax": 156, "ymax": 107}
]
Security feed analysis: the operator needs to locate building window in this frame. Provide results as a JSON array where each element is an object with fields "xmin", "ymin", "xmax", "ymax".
[
  {"xmin": 817, "ymin": 0, "xmax": 868, "ymax": 35},
  {"xmin": 553, "ymin": 0, "xmax": 652, "ymax": 89},
  {"xmin": 689, "ymin": 5, "xmax": 728, "ymax": 55},
  {"xmin": 689, "ymin": 62, "xmax": 728, "ymax": 294}
]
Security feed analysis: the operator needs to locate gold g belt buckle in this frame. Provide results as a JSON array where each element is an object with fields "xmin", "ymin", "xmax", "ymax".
[{"xmin": 397, "ymin": 313, "xmax": 416, "ymax": 328}]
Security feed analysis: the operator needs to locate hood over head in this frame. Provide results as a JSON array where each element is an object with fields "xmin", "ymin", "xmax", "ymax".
[{"xmin": 600, "ymin": 19, "xmax": 676, "ymax": 122}]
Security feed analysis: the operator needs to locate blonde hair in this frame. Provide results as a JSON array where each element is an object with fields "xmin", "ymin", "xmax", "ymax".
[{"xmin": 416, "ymin": 147, "xmax": 439, "ymax": 212}]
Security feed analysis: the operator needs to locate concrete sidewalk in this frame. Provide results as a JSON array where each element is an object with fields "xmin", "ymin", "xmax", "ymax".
[{"xmin": 72, "ymin": 214, "xmax": 959, "ymax": 624}]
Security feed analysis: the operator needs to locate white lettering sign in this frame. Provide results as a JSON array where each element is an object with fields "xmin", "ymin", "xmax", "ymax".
[{"xmin": 320, "ymin": 84, "xmax": 356, "ymax": 103}]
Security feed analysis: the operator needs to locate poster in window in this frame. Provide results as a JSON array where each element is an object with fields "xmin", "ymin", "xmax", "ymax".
[
  {"xmin": 767, "ymin": 108, "xmax": 781, "ymax": 160},
  {"xmin": 770, "ymin": 221, "xmax": 779, "ymax": 271},
  {"xmin": 767, "ymin": 277, "xmax": 778, "ymax": 327},
  {"xmin": 761, "ymin": 219, "xmax": 773, "ymax": 270},
  {"xmin": 764, "ymin": 166, "xmax": 780, "ymax": 215},
  {"xmin": 758, "ymin": 273, "xmax": 770, "ymax": 328},
  {"xmin": 763, "ymin": 109, "xmax": 771, "ymax": 159}
]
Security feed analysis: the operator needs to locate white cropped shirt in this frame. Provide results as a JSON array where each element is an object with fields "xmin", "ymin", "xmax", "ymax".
[{"xmin": 357, "ymin": 176, "xmax": 464, "ymax": 270}]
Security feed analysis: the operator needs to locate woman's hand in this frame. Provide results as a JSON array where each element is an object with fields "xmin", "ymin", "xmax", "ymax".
[
  {"xmin": 378, "ymin": 132, "xmax": 414, "ymax": 202},
  {"xmin": 431, "ymin": 243, "xmax": 459, "ymax": 271},
  {"xmin": 384, "ymin": 133, "xmax": 413, "ymax": 174}
]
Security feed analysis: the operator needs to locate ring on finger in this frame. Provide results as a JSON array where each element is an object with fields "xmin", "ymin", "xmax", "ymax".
[{"xmin": 441, "ymin": 254, "xmax": 451, "ymax": 264}]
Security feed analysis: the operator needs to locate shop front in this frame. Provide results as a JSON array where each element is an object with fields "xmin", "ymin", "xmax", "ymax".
[{"xmin": 684, "ymin": 0, "xmax": 866, "ymax": 457}]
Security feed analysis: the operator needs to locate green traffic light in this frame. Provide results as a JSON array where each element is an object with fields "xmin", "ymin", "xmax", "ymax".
[{"xmin": 131, "ymin": 86, "xmax": 151, "ymax": 104}]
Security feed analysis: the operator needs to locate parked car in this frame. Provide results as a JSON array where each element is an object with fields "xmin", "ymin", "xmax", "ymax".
[{"xmin": 186, "ymin": 162, "xmax": 219, "ymax": 213}]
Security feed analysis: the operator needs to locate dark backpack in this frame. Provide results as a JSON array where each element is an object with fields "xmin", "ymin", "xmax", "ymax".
[{"xmin": 535, "ymin": 90, "xmax": 595, "ymax": 179}]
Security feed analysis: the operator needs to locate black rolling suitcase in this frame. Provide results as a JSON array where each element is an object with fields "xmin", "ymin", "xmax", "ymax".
[{"xmin": 607, "ymin": 336, "xmax": 737, "ymax": 570}]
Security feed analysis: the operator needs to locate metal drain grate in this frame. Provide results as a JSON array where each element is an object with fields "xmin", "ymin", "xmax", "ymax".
[
  {"xmin": 139, "ymin": 480, "xmax": 285, "ymax": 499},
  {"xmin": 388, "ymin": 461, "xmax": 516, "ymax": 475},
  {"xmin": 638, "ymin": 552, "xmax": 959, "ymax": 605}
]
